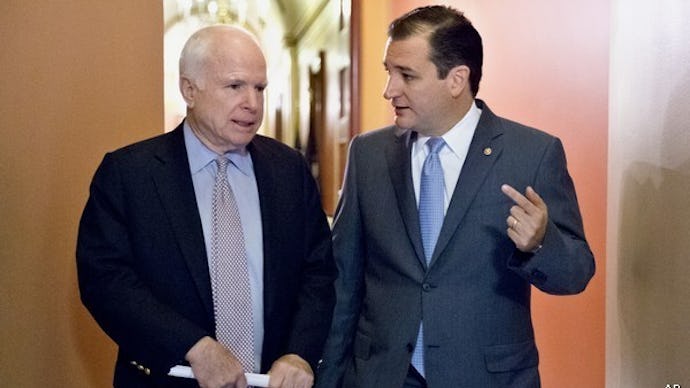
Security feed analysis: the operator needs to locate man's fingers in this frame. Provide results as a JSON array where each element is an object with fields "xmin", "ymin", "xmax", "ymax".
[
  {"xmin": 502, "ymin": 184, "xmax": 545, "ymax": 215},
  {"xmin": 501, "ymin": 184, "xmax": 531, "ymax": 209},
  {"xmin": 525, "ymin": 186, "xmax": 547, "ymax": 211},
  {"xmin": 267, "ymin": 354, "xmax": 313, "ymax": 388},
  {"xmin": 501, "ymin": 184, "xmax": 520, "ymax": 202},
  {"xmin": 502, "ymin": 185, "xmax": 548, "ymax": 252}
]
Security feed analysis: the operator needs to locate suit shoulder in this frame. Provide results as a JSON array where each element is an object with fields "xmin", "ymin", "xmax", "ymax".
[
  {"xmin": 355, "ymin": 125, "xmax": 399, "ymax": 141},
  {"xmin": 494, "ymin": 115, "xmax": 559, "ymax": 150},
  {"xmin": 498, "ymin": 114, "xmax": 551, "ymax": 136},
  {"xmin": 249, "ymin": 134, "xmax": 308, "ymax": 170},
  {"xmin": 107, "ymin": 131, "xmax": 174, "ymax": 160},
  {"xmin": 251, "ymin": 134, "xmax": 301, "ymax": 156},
  {"xmin": 350, "ymin": 126, "xmax": 402, "ymax": 152},
  {"xmin": 478, "ymin": 99, "xmax": 556, "ymax": 143}
]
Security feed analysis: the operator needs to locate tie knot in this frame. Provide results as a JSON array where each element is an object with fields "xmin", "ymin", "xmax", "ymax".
[
  {"xmin": 426, "ymin": 137, "xmax": 445, "ymax": 154},
  {"xmin": 216, "ymin": 156, "xmax": 229, "ymax": 175}
]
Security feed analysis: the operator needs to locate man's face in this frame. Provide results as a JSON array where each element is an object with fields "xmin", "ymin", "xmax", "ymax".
[
  {"xmin": 383, "ymin": 35, "xmax": 457, "ymax": 136},
  {"xmin": 186, "ymin": 36, "xmax": 267, "ymax": 154}
]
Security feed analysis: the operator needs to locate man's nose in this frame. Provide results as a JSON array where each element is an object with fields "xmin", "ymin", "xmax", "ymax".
[
  {"xmin": 243, "ymin": 89, "xmax": 262, "ymax": 111},
  {"xmin": 383, "ymin": 77, "xmax": 399, "ymax": 100}
]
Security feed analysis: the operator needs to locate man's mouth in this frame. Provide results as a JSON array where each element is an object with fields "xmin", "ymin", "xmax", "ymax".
[{"xmin": 233, "ymin": 119, "xmax": 255, "ymax": 128}]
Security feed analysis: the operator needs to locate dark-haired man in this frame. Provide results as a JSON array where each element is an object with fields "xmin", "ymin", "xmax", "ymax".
[{"xmin": 317, "ymin": 5, "xmax": 594, "ymax": 388}]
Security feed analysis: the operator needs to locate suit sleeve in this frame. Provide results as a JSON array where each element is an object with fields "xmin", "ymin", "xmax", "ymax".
[
  {"xmin": 316, "ymin": 137, "xmax": 366, "ymax": 387},
  {"xmin": 507, "ymin": 137, "xmax": 595, "ymax": 295},
  {"xmin": 76, "ymin": 153, "xmax": 209, "ymax": 373},
  {"xmin": 280, "ymin": 155, "xmax": 337, "ymax": 370}
]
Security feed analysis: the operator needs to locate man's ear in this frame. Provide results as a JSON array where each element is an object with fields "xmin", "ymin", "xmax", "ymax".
[
  {"xmin": 447, "ymin": 65, "xmax": 470, "ymax": 98},
  {"xmin": 179, "ymin": 76, "xmax": 196, "ymax": 108}
]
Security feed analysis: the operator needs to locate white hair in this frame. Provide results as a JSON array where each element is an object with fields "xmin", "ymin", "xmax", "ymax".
[{"xmin": 178, "ymin": 25, "xmax": 259, "ymax": 88}]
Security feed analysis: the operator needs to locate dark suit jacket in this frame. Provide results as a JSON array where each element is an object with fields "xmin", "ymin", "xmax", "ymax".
[
  {"xmin": 316, "ymin": 100, "xmax": 595, "ymax": 388},
  {"xmin": 77, "ymin": 123, "xmax": 336, "ymax": 387}
]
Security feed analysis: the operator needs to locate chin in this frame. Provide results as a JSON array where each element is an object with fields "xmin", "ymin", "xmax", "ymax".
[
  {"xmin": 394, "ymin": 118, "xmax": 414, "ymax": 130},
  {"xmin": 235, "ymin": 134, "xmax": 256, "ymax": 146}
]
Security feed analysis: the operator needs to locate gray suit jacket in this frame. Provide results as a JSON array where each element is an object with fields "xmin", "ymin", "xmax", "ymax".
[{"xmin": 316, "ymin": 100, "xmax": 594, "ymax": 388}]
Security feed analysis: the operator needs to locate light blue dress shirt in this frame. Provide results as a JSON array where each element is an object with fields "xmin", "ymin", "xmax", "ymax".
[{"xmin": 183, "ymin": 123, "xmax": 264, "ymax": 372}]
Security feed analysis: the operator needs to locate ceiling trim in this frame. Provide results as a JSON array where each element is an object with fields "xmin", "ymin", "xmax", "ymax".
[{"xmin": 275, "ymin": 0, "xmax": 330, "ymax": 44}]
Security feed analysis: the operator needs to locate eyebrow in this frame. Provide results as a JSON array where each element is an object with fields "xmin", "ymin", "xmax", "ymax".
[
  {"xmin": 218, "ymin": 76, "xmax": 267, "ymax": 87},
  {"xmin": 383, "ymin": 62, "xmax": 417, "ymax": 73}
]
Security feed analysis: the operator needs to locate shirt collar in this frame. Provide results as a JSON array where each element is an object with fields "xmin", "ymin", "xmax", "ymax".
[
  {"xmin": 414, "ymin": 100, "xmax": 482, "ymax": 157},
  {"xmin": 183, "ymin": 121, "xmax": 254, "ymax": 176}
]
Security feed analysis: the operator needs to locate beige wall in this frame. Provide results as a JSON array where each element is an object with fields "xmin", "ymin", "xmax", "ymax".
[
  {"xmin": 358, "ymin": 1, "xmax": 393, "ymax": 133},
  {"xmin": 607, "ymin": 1, "xmax": 690, "ymax": 386},
  {"xmin": 0, "ymin": 2, "xmax": 162, "ymax": 386}
]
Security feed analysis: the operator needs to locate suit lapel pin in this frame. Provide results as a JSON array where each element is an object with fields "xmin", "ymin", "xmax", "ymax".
[{"xmin": 483, "ymin": 147, "xmax": 492, "ymax": 156}]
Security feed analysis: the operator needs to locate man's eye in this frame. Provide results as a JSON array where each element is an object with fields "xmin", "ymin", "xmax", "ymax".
[
  {"xmin": 402, "ymin": 74, "xmax": 414, "ymax": 81},
  {"xmin": 227, "ymin": 84, "xmax": 241, "ymax": 89}
]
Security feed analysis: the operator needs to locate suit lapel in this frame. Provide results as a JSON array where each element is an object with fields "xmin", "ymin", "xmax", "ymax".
[
  {"xmin": 430, "ymin": 102, "xmax": 504, "ymax": 267},
  {"xmin": 151, "ymin": 125, "xmax": 214, "ymax": 317},
  {"xmin": 386, "ymin": 130, "xmax": 427, "ymax": 269},
  {"xmin": 245, "ymin": 137, "xmax": 279, "ymax": 324}
]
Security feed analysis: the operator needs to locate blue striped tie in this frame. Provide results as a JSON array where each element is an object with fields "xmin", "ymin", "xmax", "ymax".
[{"xmin": 411, "ymin": 137, "xmax": 445, "ymax": 377}]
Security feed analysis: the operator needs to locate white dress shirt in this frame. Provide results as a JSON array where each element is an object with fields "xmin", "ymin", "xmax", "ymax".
[{"xmin": 412, "ymin": 101, "xmax": 482, "ymax": 213}]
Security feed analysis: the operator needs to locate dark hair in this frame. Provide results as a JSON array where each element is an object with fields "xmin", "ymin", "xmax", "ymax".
[{"xmin": 388, "ymin": 5, "xmax": 483, "ymax": 96}]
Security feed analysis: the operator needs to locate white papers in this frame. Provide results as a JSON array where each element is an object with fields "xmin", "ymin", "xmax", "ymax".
[
  {"xmin": 168, "ymin": 365, "xmax": 196, "ymax": 379},
  {"xmin": 168, "ymin": 365, "xmax": 270, "ymax": 387}
]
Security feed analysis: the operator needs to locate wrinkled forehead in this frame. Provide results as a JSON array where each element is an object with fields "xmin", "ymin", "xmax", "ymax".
[
  {"xmin": 190, "ymin": 30, "xmax": 266, "ymax": 81},
  {"xmin": 210, "ymin": 42, "xmax": 265, "ymax": 70}
]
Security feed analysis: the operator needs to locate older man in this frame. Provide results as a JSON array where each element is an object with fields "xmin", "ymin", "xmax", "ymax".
[{"xmin": 77, "ymin": 25, "xmax": 335, "ymax": 388}]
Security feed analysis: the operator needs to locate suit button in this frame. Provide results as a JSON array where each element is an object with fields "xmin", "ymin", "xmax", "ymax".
[
  {"xmin": 406, "ymin": 343, "xmax": 414, "ymax": 352},
  {"xmin": 422, "ymin": 283, "xmax": 432, "ymax": 292}
]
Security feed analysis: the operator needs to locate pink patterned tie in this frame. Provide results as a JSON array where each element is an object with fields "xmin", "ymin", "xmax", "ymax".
[{"xmin": 211, "ymin": 156, "xmax": 255, "ymax": 372}]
